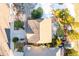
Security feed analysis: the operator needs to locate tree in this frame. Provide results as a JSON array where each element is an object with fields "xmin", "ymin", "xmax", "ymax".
[
  {"xmin": 52, "ymin": 8, "xmax": 79, "ymax": 56},
  {"xmin": 56, "ymin": 27, "xmax": 64, "ymax": 38},
  {"xmin": 14, "ymin": 20, "xmax": 24, "ymax": 30},
  {"xmin": 31, "ymin": 7, "xmax": 43, "ymax": 19},
  {"xmin": 52, "ymin": 35, "xmax": 62, "ymax": 47},
  {"xmin": 53, "ymin": 8, "xmax": 74, "ymax": 45},
  {"xmin": 68, "ymin": 30, "xmax": 79, "ymax": 40},
  {"xmin": 53, "ymin": 8, "xmax": 74, "ymax": 24}
]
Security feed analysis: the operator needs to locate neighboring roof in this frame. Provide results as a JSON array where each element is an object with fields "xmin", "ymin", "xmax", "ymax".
[
  {"xmin": 0, "ymin": 4, "xmax": 10, "ymax": 56},
  {"xmin": 0, "ymin": 4, "xmax": 10, "ymax": 28},
  {"xmin": 0, "ymin": 28, "xmax": 10, "ymax": 55}
]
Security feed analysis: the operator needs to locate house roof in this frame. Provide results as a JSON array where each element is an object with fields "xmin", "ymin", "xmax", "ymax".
[
  {"xmin": 26, "ymin": 18, "xmax": 52, "ymax": 44},
  {"xmin": 0, "ymin": 4, "xmax": 10, "ymax": 28},
  {"xmin": 26, "ymin": 20, "xmax": 40, "ymax": 43}
]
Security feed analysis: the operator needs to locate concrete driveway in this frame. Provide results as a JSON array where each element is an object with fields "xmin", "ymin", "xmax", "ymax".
[{"xmin": 24, "ymin": 45, "xmax": 60, "ymax": 56}]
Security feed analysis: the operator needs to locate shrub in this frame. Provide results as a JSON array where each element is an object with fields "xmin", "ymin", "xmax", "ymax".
[
  {"xmin": 52, "ymin": 35, "xmax": 62, "ymax": 47},
  {"xmin": 16, "ymin": 42, "xmax": 24, "ymax": 52},
  {"xmin": 31, "ymin": 7, "xmax": 43, "ymax": 19},
  {"xmin": 64, "ymin": 49, "xmax": 79, "ymax": 56},
  {"xmin": 56, "ymin": 27, "xmax": 64, "ymax": 38},
  {"xmin": 46, "ymin": 43, "xmax": 53, "ymax": 48},
  {"xmin": 14, "ymin": 20, "xmax": 24, "ymax": 30},
  {"xmin": 13, "ymin": 37, "xmax": 19, "ymax": 43}
]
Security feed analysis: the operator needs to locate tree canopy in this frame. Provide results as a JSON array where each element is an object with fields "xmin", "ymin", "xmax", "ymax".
[
  {"xmin": 68, "ymin": 30, "xmax": 79, "ymax": 41},
  {"xmin": 53, "ymin": 8, "xmax": 74, "ymax": 24},
  {"xmin": 56, "ymin": 27, "xmax": 64, "ymax": 38},
  {"xmin": 52, "ymin": 6, "xmax": 79, "ymax": 56},
  {"xmin": 31, "ymin": 7, "xmax": 43, "ymax": 19},
  {"xmin": 14, "ymin": 20, "xmax": 24, "ymax": 30}
]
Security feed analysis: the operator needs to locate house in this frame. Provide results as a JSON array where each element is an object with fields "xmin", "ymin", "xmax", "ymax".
[{"xmin": 26, "ymin": 18, "xmax": 52, "ymax": 44}]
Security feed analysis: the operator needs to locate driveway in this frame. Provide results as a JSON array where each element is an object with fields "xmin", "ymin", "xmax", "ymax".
[{"xmin": 24, "ymin": 45, "xmax": 60, "ymax": 56}]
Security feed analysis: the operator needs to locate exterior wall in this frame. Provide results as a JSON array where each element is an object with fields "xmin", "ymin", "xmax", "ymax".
[{"xmin": 37, "ymin": 18, "xmax": 52, "ymax": 43}]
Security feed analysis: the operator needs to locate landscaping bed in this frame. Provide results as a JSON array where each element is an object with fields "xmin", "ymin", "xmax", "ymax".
[
  {"xmin": 13, "ymin": 37, "xmax": 25, "ymax": 52},
  {"xmin": 64, "ymin": 48, "xmax": 79, "ymax": 56}
]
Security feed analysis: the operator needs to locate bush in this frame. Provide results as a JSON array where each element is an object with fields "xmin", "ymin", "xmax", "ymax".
[
  {"xmin": 16, "ymin": 42, "xmax": 24, "ymax": 52},
  {"xmin": 14, "ymin": 20, "xmax": 24, "ymax": 30},
  {"xmin": 52, "ymin": 35, "xmax": 62, "ymax": 47},
  {"xmin": 56, "ymin": 27, "xmax": 64, "ymax": 38},
  {"xmin": 13, "ymin": 37, "xmax": 19, "ymax": 43},
  {"xmin": 46, "ymin": 43, "xmax": 53, "ymax": 48},
  {"xmin": 31, "ymin": 7, "xmax": 43, "ymax": 19},
  {"xmin": 64, "ymin": 49, "xmax": 79, "ymax": 56}
]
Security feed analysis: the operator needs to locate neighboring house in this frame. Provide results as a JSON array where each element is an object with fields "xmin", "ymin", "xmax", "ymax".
[
  {"xmin": 26, "ymin": 18, "xmax": 52, "ymax": 44},
  {"xmin": 0, "ymin": 4, "xmax": 13, "ymax": 56}
]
